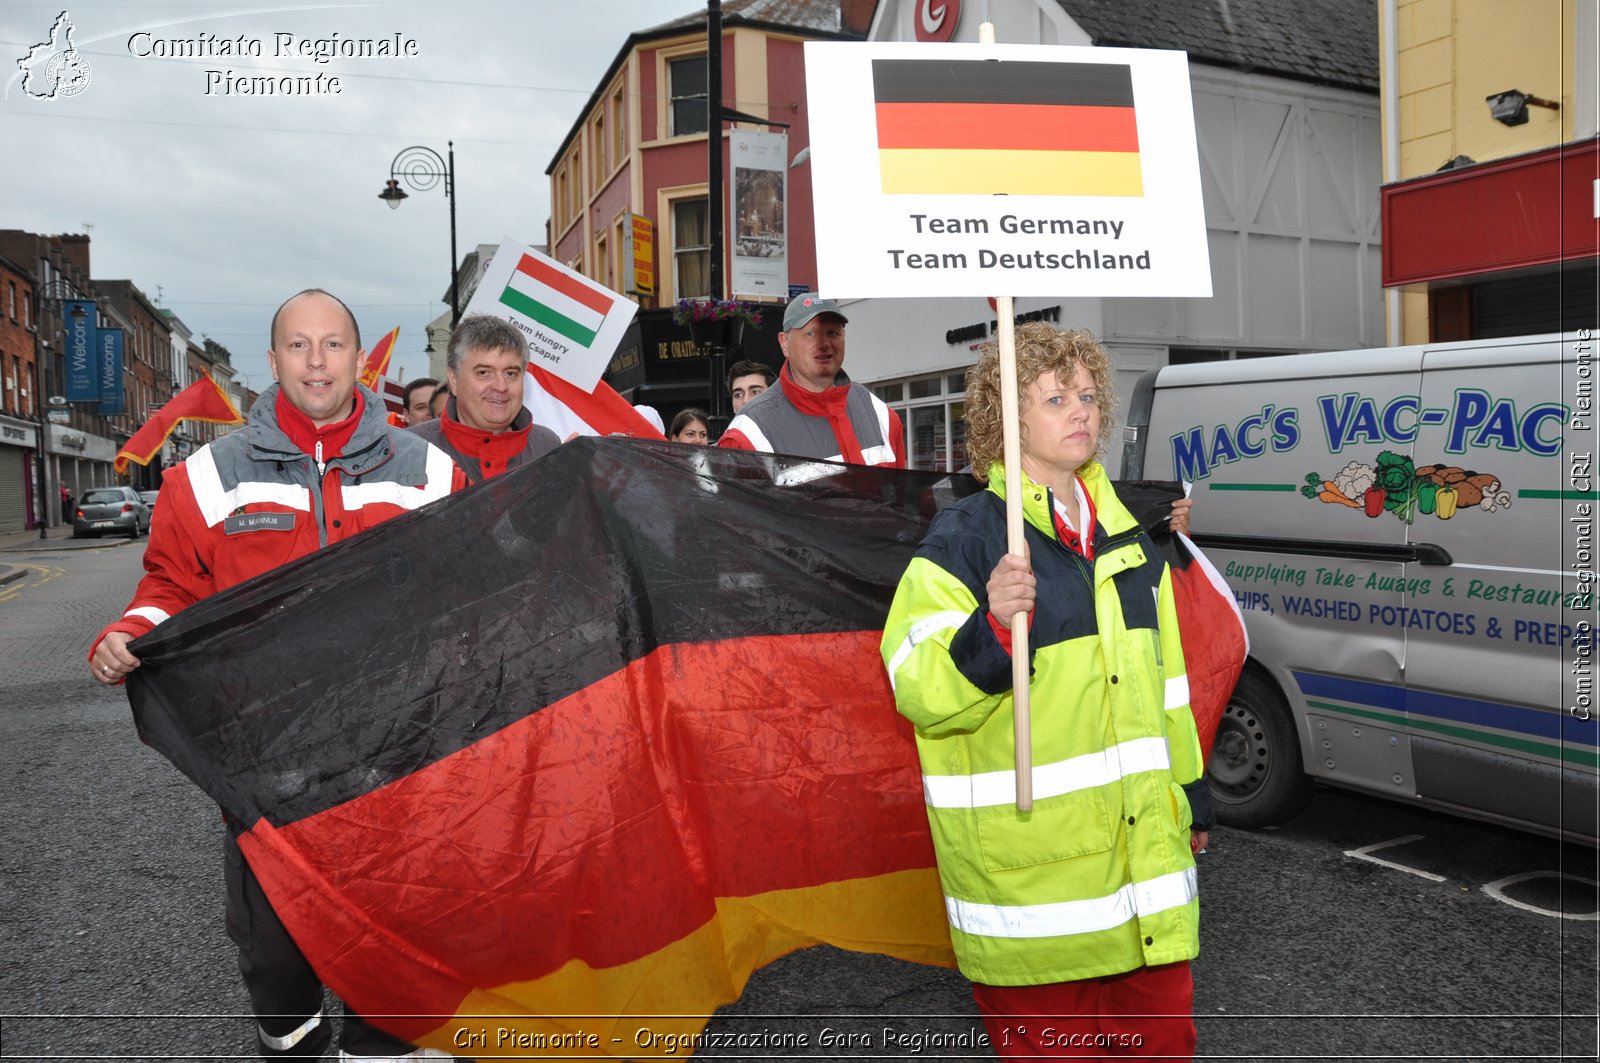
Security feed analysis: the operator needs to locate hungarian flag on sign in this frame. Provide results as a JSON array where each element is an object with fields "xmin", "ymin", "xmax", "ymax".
[
  {"xmin": 871, "ymin": 58, "xmax": 1143, "ymax": 196},
  {"xmin": 501, "ymin": 252, "xmax": 613, "ymax": 348},
  {"xmin": 114, "ymin": 373, "xmax": 243, "ymax": 474},
  {"xmin": 124, "ymin": 444, "xmax": 1235, "ymax": 1056}
]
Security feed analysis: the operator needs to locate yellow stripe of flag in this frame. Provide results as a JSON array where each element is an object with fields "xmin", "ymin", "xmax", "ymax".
[
  {"xmin": 878, "ymin": 148, "xmax": 1143, "ymax": 197},
  {"xmin": 408, "ymin": 868, "xmax": 954, "ymax": 1058}
]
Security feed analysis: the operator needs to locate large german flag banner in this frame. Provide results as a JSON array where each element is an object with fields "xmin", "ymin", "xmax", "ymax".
[
  {"xmin": 871, "ymin": 58, "xmax": 1142, "ymax": 196},
  {"xmin": 125, "ymin": 442, "xmax": 1233, "ymax": 1057}
]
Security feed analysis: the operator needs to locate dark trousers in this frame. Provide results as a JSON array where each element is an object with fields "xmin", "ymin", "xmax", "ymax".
[{"xmin": 223, "ymin": 829, "xmax": 420, "ymax": 1059}]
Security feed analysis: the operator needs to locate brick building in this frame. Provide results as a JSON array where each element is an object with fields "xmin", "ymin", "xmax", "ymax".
[
  {"xmin": 546, "ymin": 0, "xmax": 858, "ymax": 424},
  {"xmin": 96, "ymin": 280, "xmax": 174, "ymax": 490},
  {"xmin": 0, "ymin": 252, "xmax": 40, "ymax": 533}
]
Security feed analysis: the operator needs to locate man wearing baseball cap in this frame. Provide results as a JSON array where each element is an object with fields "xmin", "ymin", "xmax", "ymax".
[{"xmin": 718, "ymin": 292, "xmax": 905, "ymax": 467}]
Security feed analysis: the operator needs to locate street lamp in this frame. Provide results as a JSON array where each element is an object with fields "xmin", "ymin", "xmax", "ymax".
[
  {"xmin": 378, "ymin": 142, "xmax": 459, "ymax": 328},
  {"xmin": 32, "ymin": 281, "xmax": 85, "ymax": 538}
]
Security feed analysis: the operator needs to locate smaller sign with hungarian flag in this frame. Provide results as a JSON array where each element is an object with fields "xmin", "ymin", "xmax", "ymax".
[
  {"xmin": 805, "ymin": 42, "xmax": 1210, "ymax": 299},
  {"xmin": 464, "ymin": 238, "xmax": 637, "ymax": 393}
]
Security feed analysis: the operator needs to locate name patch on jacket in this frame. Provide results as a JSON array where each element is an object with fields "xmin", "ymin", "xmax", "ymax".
[{"xmin": 224, "ymin": 512, "xmax": 296, "ymax": 535}]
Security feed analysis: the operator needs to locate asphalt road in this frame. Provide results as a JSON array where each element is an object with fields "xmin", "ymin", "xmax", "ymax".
[{"xmin": 1, "ymin": 540, "xmax": 1596, "ymax": 1061}]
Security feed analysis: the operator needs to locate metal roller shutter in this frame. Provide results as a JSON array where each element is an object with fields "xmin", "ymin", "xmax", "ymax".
[{"xmin": 0, "ymin": 447, "xmax": 27, "ymax": 534}]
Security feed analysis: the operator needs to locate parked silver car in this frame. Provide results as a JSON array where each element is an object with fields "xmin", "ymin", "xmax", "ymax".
[{"xmin": 72, "ymin": 486, "xmax": 151, "ymax": 539}]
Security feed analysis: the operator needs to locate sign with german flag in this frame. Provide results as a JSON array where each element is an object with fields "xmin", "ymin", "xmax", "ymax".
[
  {"xmin": 805, "ymin": 42, "xmax": 1210, "ymax": 298},
  {"xmin": 463, "ymin": 237, "xmax": 638, "ymax": 392}
]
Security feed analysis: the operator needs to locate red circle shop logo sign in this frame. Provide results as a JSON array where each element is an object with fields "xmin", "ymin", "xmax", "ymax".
[{"xmin": 913, "ymin": 0, "xmax": 961, "ymax": 43}]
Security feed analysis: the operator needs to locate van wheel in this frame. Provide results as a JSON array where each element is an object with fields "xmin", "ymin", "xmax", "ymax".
[{"xmin": 1206, "ymin": 671, "xmax": 1314, "ymax": 829}]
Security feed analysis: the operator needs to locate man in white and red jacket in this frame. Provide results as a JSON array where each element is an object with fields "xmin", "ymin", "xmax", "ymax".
[
  {"xmin": 718, "ymin": 293, "xmax": 905, "ymax": 467},
  {"xmin": 88, "ymin": 289, "xmax": 457, "ymax": 1060}
]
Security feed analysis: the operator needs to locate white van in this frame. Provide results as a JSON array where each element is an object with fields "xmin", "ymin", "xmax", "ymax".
[{"xmin": 1122, "ymin": 332, "xmax": 1597, "ymax": 843}]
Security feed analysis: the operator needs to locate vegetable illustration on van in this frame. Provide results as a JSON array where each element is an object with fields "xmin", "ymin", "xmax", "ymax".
[{"xmin": 1302, "ymin": 456, "xmax": 1512, "ymax": 520}]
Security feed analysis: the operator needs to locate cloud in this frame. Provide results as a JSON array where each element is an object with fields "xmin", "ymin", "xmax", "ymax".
[{"xmin": 7, "ymin": 0, "xmax": 680, "ymax": 391}]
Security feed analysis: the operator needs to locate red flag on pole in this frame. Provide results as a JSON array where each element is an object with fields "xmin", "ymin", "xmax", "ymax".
[
  {"xmin": 358, "ymin": 326, "xmax": 401, "ymax": 392},
  {"xmin": 114, "ymin": 374, "xmax": 244, "ymax": 474}
]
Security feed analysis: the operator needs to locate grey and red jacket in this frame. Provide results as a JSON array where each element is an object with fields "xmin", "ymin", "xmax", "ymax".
[
  {"xmin": 718, "ymin": 363, "xmax": 906, "ymax": 467},
  {"xmin": 89, "ymin": 383, "xmax": 455, "ymax": 658},
  {"xmin": 408, "ymin": 399, "xmax": 560, "ymax": 485}
]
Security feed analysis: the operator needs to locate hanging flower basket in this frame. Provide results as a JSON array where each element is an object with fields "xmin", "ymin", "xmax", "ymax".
[{"xmin": 673, "ymin": 299, "xmax": 763, "ymax": 351}]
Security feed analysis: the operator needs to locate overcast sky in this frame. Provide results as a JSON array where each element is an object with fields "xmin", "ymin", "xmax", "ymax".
[{"xmin": 5, "ymin": 0, "xmax": 686, "ymax": 395}]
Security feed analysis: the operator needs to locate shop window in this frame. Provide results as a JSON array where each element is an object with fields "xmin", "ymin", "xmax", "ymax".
[
  {"xmin": 875, "ymin": 377, "xmax": 972, "ymax": 472},
  {"xmin": 950, "ymin": 401, "xmax": 969, "ymax": 471},
  {"xmin": 669, "ymin": 55, "xmax": 708, "ymax": 137},
  {"xmin": 909, "ymin": 406, "xmax": 947, "ymax": 471}
]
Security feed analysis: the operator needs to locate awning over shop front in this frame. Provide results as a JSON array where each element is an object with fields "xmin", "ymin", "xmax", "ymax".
[{"xmin": 1382, "ymin": 137, "xmax": 1599, "ymax": 288}]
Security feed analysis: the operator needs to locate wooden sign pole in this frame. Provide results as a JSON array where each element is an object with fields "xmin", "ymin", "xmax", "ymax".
[{"xmin": 980, "ymin": 19, "xmax": 1033, "ymax": 814}]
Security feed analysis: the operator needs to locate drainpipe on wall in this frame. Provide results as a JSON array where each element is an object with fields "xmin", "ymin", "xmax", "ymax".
[{"xmin": 1382, "ymin": 0, "xmax": 1402, "ymax": 345}]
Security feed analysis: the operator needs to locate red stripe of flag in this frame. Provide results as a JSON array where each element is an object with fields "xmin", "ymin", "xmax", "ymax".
[
  {"xmin": 246, "ymin": 631, "xmax": 941, "ymax": 1043},
  {"xmin": 516, "ymin": 254, "xmax": 614, "ymax": 318},
  {"xmin": 874, "ymin": 101, "xmax": 1140, "ymax": 153}
]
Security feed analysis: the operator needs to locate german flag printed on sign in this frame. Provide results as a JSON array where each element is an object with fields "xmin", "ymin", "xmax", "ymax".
[{"xmin": 872, "ymin": 58, "xmax": 1143, "ymax": 196}]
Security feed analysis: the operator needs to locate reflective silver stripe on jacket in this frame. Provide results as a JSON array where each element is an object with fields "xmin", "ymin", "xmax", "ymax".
[
  {"xmin": 340, "ymin": 445, "xmax": 456, "ymax": 511},
  {"xmin": 188, "ymin": 445, "xmax": 311, "ymax": 528},
  {"xmin": 921, "ymin": 735, "xmax": 1173, "ymax": 809},
  {"xmin": 945, "ymin": 867, "xmax": 1197, "ymax": 939},
  {"xmin": 259, "ymin": 1010, "xmax": 324, "ymax": 1051},
  {"xmin": 884, "ymin": 609, "xmax": 970, "ymax": 692}
]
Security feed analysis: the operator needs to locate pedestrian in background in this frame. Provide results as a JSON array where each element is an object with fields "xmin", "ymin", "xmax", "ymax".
[
  {"xmin": 428, "ymin": 383, "xmax": 450, "ymax": 420},
  {"xmin": 725, "ymin": 358, "xmax": 774, "ymax": 415},
  {"xmin": 59, "ymin": 483, "xmax": 73, "ymax": 523},
  {"xmin": 403, "ymin": 376, "xmax": 439, "ymax": 426},
  {"xmin": 669, "ymin": 408, "xmax": 710, "ymax": 445},
  {"xmin": 718, "ymin": 293, "xmax": 904, "ymax": 467}
]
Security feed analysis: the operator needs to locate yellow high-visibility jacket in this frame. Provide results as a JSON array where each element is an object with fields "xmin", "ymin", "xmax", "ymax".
[{"xmin": 881, "ymin": 461, "xmax": 1205, "ymax": 986}]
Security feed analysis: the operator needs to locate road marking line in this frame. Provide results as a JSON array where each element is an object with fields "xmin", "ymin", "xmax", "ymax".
[
  {"xmin": 1343, "ymin": 834, "xmax": 1447, "ymax": 881},
  {"xmin": 0, "ymin": 564, "xmax": 66, "ymax": 603},
  {"xmin": 1481, "ymin": 872, "xmax": 1600, "ymax": 921}
]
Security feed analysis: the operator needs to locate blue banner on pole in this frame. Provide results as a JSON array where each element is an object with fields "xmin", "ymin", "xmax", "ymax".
[
  {"xmin": 64, "ymin": 301, "xmax": 97, "ymax": 402},
  {"xmin": 97, "ymin": 328, "xmax": 125, "ymax": 416}
]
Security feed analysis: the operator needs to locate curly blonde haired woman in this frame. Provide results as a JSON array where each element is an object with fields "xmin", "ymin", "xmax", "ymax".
[{"xmin": 881, "ymin": 323, "xmax": 1210, "ymax": 1059}]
